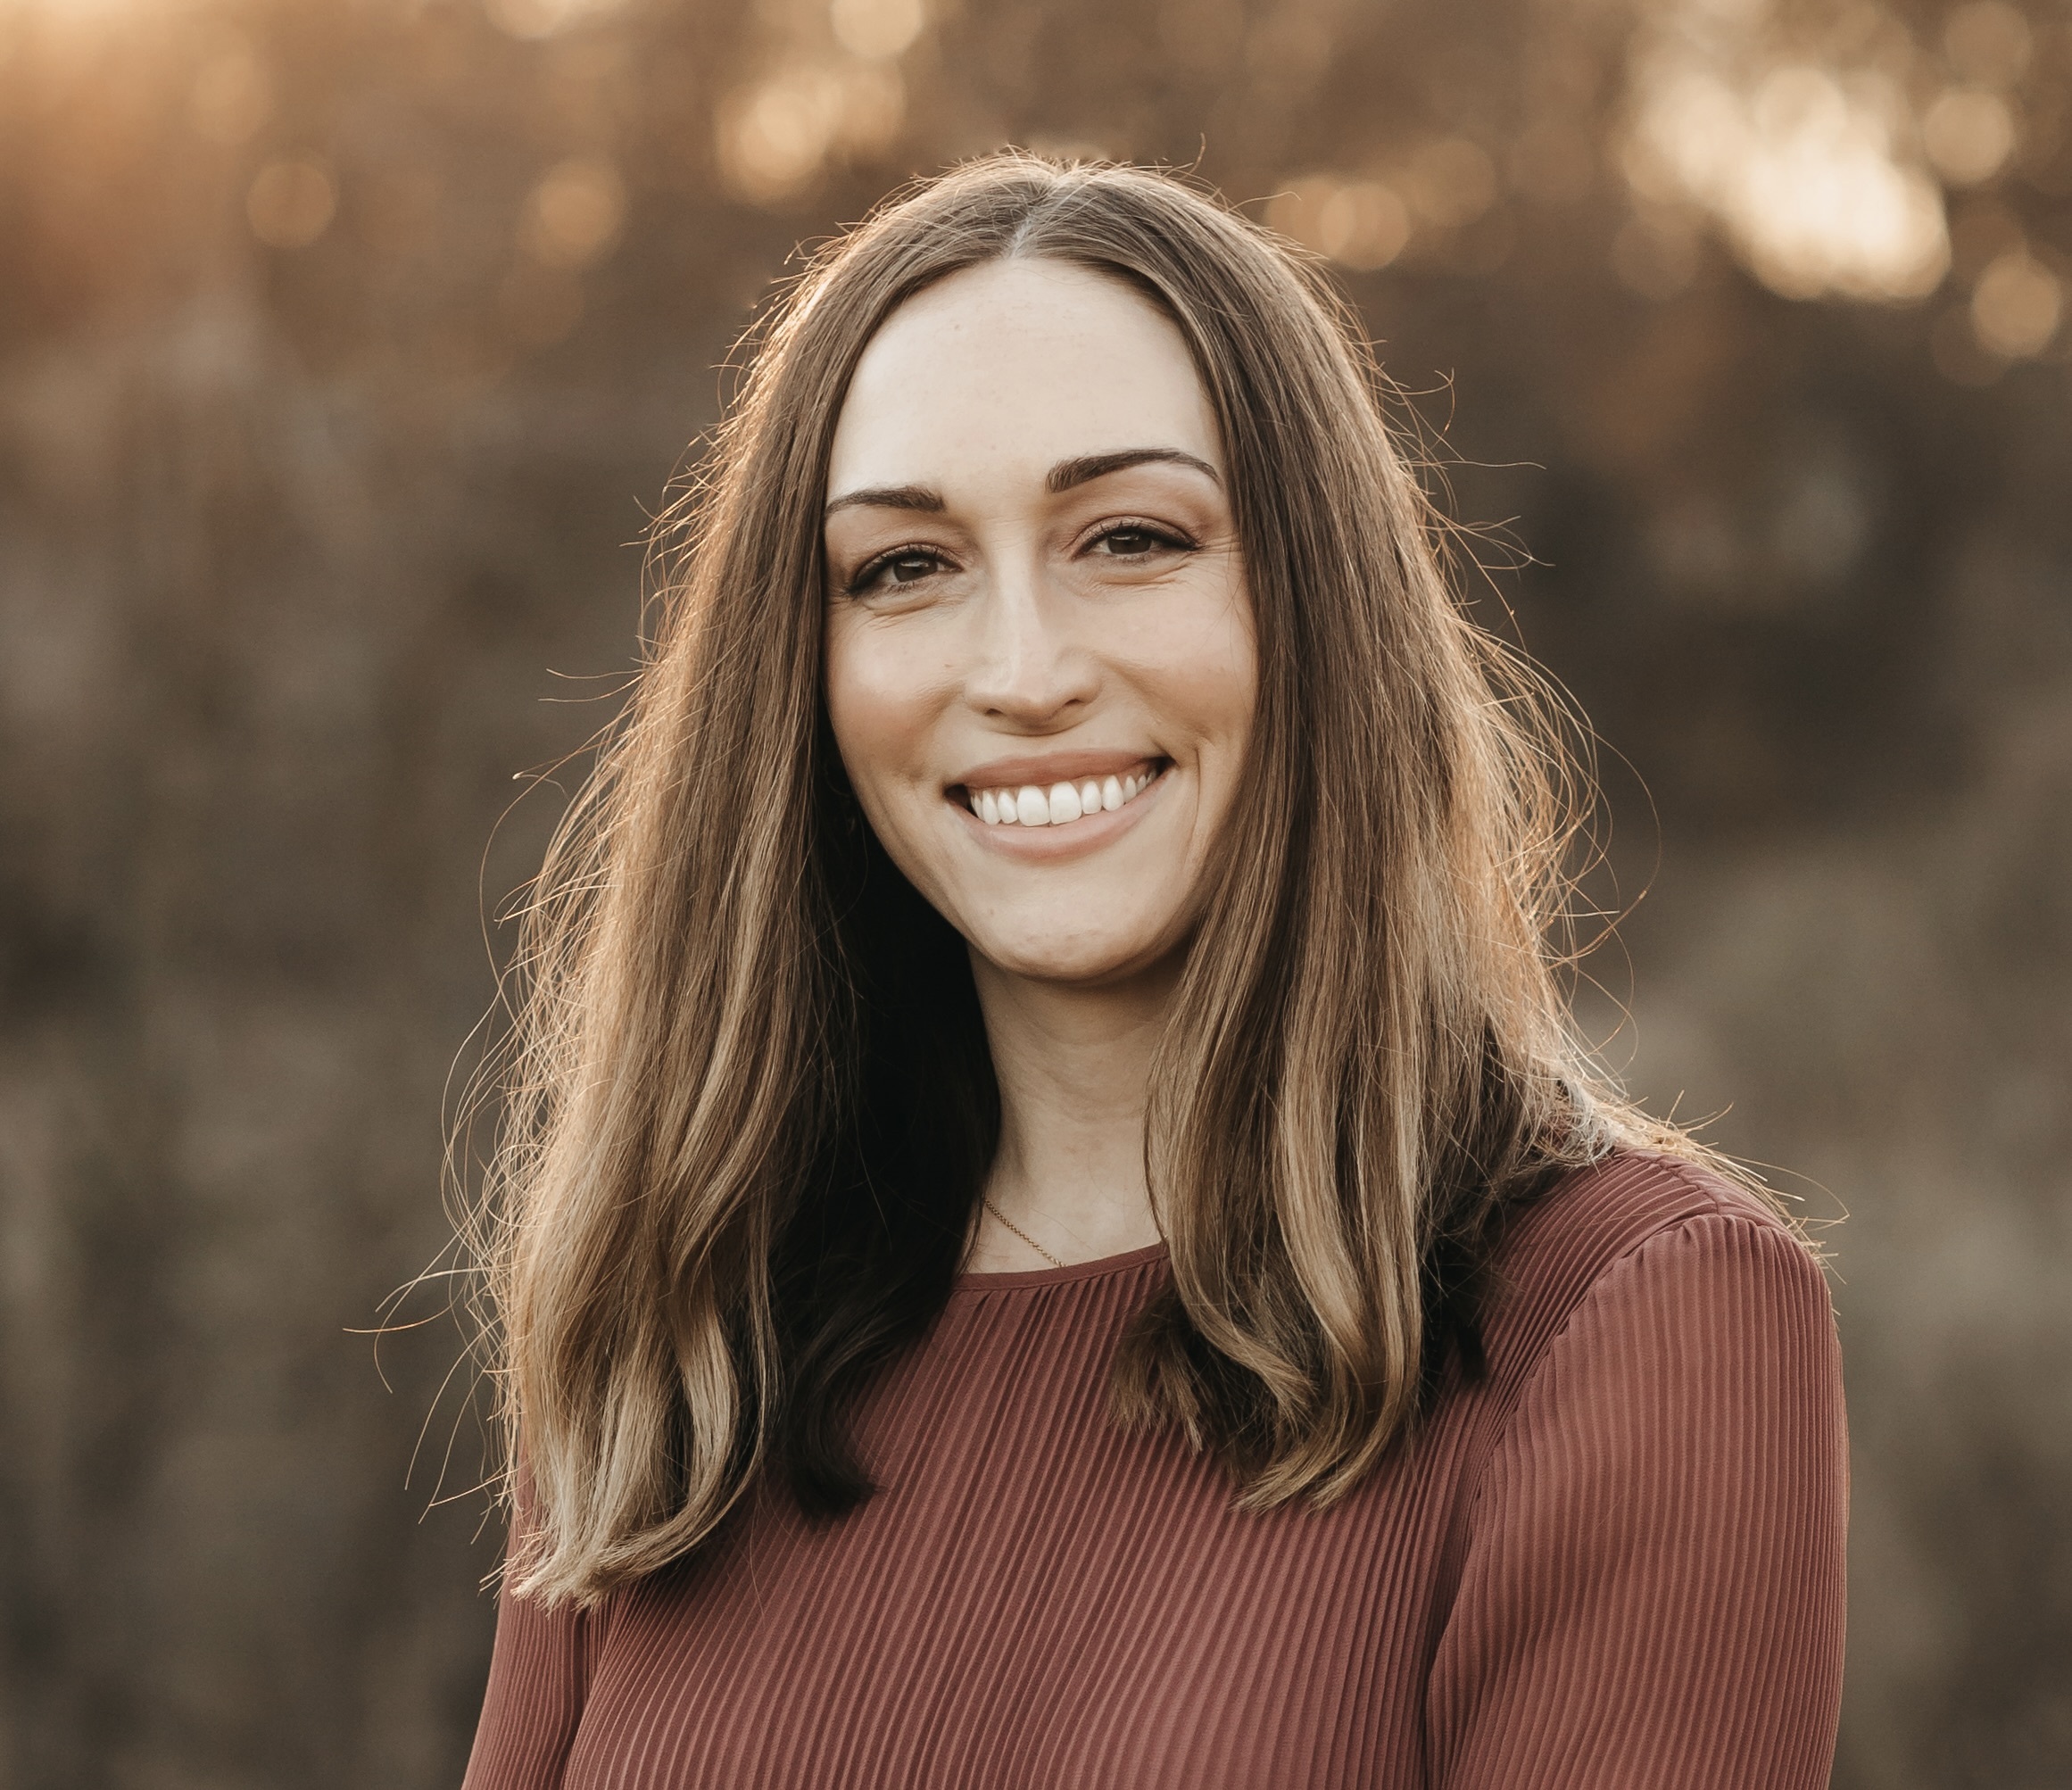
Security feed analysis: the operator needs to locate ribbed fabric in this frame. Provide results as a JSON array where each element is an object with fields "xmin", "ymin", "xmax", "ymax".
[{"xmin": 462, "ymin": 1152, "xmax": 1847, "ymax": 1789}]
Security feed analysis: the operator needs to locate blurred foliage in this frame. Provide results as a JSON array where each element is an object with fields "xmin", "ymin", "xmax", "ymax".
[{"xmin": 0, "ymin": 0, "xmax": 2068, "ymax": 1786}]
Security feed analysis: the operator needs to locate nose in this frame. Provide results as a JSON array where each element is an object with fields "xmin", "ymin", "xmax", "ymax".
[{"xmin": 961, "ymin": 550, "xmax": 1098, "ymax": 727}]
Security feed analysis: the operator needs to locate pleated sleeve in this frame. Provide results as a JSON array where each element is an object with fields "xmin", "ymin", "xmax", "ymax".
[
  {"xmin": 1426, "ymin": 1212, "xmax": 1849, "ymax": 1789},
  {"xmin": 460, "ymin": 1491, "xmax": 598, "ymax": 1790}
]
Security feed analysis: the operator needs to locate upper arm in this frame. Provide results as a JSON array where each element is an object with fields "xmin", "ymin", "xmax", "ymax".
[
  {"xmin": 1426, "ymin": 1213, "xmax": 1848, "ymax": 1790},
  {"xmin": 460, "ymin": 1495, "xmax": 597, "ymax": 1790}
]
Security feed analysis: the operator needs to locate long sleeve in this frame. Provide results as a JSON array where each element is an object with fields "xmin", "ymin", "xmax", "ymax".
[
  {"xmin": 1426, "ymin": 1212, "xmax": 1849, "ymax": 1789},
  {"xmin": 460, "ymin": 1510, "xmax": 597, "ymax": 1790}
]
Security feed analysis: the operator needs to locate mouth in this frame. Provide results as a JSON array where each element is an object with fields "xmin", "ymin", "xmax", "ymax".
[{"xmin": 951, "ymin": 758, "xmax": 1168, "ymax": 829}]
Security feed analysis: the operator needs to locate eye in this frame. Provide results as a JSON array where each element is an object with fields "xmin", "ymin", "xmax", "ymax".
[
  {"xmin": 1088, "ymin": 520, "xmax": 1193, "ymax": 559},
  {"xmin": 847, "ymin": 545, "xmax": 949, "ymax": 595},
  {"xmin": 884, "ymin": 551, "xmax": 939, "ymax": 584}
]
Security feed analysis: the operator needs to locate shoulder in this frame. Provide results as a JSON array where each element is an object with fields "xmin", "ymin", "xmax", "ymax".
[
  {"xmin": 1427, "ymin": 1153, "xmax": 1849, "ymax": 1787},
  {"xmin": 1475, "ymin": 1148, "xmax": 1831, "ymax": 1397}
]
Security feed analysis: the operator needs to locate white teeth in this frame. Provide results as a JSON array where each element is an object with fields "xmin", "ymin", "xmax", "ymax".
[{"xmin": 968, "ymin": 765, "xmax": 1161, "ymax": 827}]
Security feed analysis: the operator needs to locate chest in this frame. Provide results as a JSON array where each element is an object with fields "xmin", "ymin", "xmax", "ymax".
[{"xmin": 560, "ymin": 1297, "xmax": 1474, "ymax": 1789}]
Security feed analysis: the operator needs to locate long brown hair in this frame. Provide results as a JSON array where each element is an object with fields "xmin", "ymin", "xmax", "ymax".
[{"xmin": 471, "ymin": 152, "xmax": 1721, "ymax": 1608}]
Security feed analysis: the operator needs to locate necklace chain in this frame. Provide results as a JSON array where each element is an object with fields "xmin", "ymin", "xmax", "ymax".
[{"xmin": 982, "ymin": 1197, "xmax": 1065, "ymax": 1269}]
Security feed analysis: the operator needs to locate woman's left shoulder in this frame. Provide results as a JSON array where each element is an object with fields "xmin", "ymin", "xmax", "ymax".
[
  {"xmin": 1429, "ymin": 1153, "xmax": 1848, "ymax": 1789},
  {"xmin": 1476, "ymin": 1148, "xmax": 1834, "ymax": 1393}
]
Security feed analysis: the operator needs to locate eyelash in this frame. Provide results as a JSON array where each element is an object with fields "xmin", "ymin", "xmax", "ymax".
[
  {"xmin": 842, "ymin": 519, "xmax": 1198, "ymax": 596},
  {"xmin": 844, "ymin": 543, "xmax": 947, "ymax": 596},
  {"xmin": 1090, "ymin": 518, "xmax": 1198, "ymax": 558}
]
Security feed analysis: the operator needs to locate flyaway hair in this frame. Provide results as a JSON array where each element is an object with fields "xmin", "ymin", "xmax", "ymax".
[{"xmin": 465, "ymin": 153, "xmax": 1759, "ymax": 1608}]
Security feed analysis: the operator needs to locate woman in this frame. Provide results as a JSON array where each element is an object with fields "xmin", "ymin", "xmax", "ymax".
[{"xmin": 460, "ymin": 154, "xmax": 1846, "ymax": 1788}]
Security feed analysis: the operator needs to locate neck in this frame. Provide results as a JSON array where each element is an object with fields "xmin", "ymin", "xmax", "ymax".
[{"xmin": 967, "ymin": 952, "xmax": 1177, "ymax": 1267}]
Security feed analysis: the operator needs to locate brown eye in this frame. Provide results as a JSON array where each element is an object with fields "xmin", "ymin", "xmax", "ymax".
[
  {"xmin": 1090, "ymin": 521, "xmax": 1191, "ymax": 560},
  {"xmin": 847, "ymin": 546, "xmax": 948, "ymax": 596},
  {"xmin": 887, "ymin": 552, "xmax": 937, "ymax": 584}
]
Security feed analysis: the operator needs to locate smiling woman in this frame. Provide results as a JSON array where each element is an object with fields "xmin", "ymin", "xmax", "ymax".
[
  {"xmin": 822, "ymin": 260, "xmax": 1256, "ymax": 1272},
  {"xmin": 459, "ymin": 154, "xmax": 1846, "ymax": 1790}
]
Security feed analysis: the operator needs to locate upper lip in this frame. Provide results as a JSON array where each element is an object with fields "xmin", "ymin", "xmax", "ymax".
[{"xmin": 950, "ymin": 750, "xmax": 1164, "ymax": 791}]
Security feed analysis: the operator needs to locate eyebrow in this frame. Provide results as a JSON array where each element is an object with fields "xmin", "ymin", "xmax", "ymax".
[
  {"xmin": 823, "ymin": 483, "xmax": 946, "ymax": 518},
  {"xmin": 1047, "ymin": 447, "xmax": 1220, "ymax": 493},
  {"xmin": 823, "ymin": 447, "xmax": 1220, "ymax": 517}
]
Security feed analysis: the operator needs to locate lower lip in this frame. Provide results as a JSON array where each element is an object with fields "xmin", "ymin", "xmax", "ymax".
[{"xmin": 949, "ymin": 768, "xmax": 1168, "ymax": 860}]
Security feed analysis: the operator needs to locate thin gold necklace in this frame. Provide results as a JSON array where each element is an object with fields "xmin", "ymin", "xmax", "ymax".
[{"xmin": 983, "ymin": 1197, "xmax": 1065, "ymax": 1269}]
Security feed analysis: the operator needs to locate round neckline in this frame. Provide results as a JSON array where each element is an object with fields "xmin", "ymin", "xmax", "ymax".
[{"xmin": 951, "ymin": 1239, "xmax": 1169, "ymax": 1292}]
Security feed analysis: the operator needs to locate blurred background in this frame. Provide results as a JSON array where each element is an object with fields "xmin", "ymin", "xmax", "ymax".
[{"xmin": 0, "ymin": 0, "xmax": 2067, "ymax": 1782}]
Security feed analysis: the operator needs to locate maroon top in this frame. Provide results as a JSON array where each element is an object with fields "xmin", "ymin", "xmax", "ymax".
[{"xmin": 463, "ymin": 1152, "xmax": 1848, "ymax": 1788}]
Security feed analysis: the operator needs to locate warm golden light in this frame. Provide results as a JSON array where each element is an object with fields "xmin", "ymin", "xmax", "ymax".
[
  {"xmin": 1970, "ymin": 251, "xmax": 2063, "ymax": 359},
  {"xmin": 483, "ymin": 0, "xmax": 629, "ymax": 41},
  {"xmin": 717, "ymin": 63, "xmax": 904, "ymax": 204},
  {"xmin": 829, "ymin": 0, "xmax": 924, "ymax": 62},
  {"xmin": 720, "ymin": 70, "xmax": 846, "ymax": 203},
  {"xmin": 0, "ymin": 0, "xmax": 138, "ymax": 20},
  {"xmin": 189, "ymin": 39, "xmax": 272, "ymax": 147},
  {"xmin": 1266, "ymin": 176, "xmax": 1410, "ymax": 271},
  {"xmin": 1943, "ymin": 2, "xmax": 2031, "ymax": 87},
  {"xmin": 1625, "ymin": 56, "xmax": 1948, "ymax": 302},
  {"xmin": 1922, "ymin": 88, "xmax": 2018, "ymax": 186},
  {"xmin": 519, "ymin": 156, "xmax": 626, "ymax": 269},
  {"xmin": 247, "ymin": 157, "xmax": 336, "ymax": 249},
  {"xmin": 1321, "ymin": 182, "xmax": 1412, "ymax": 270}
]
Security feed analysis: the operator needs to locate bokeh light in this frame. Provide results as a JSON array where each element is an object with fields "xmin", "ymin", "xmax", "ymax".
[
  {"xmin": 717, "ymin": 63, "xmax": 906, "ymax": 203},
  {"xmin": 1971, "ymin": 248, "xmax": 2065, "ymax": 356},
  {"xmin": 830, "ymin": 0, "xmax": 926, "ymax": 62},
  {"xmin": 1626, "ymin": 58, "xmax": 1950, "ymax": 302},
  {"xmin": 1924, "ymin": 87, "xmax": 2020, "ymax": 185},
  {"xmin": 1943, "ymin": 1, "xmax": 2033, "ymax": 85},
  {"xmin": 4, "ymin": 3, "xmax": 2071, "ymax": 1787},
  {"xmin": 518, "ymin": 155, "xmax": 627, "ymax": 270},
  {"xmin": 484, "ymin": 0, "xmax": 631, "ymax": 41},
  {"xmin": 1266, "ymin": 176, "xmax": 1412, "ymax": 270},
  {"xmin": 188, "ymin": 37, "xmax": 272, "ymax": 147},
  {"xmin": 246, "ymin": 156, "xmax": 336, "ymax": 250}
]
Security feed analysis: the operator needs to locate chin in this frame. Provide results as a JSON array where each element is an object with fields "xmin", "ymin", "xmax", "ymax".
[{"xmin": 966, "ymin": 922, "xmax": 1173, "ymax": 988}]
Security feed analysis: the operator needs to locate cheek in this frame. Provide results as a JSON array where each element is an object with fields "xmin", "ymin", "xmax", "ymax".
[
  {"xmin": 822, "ymin": 617, "xmax": 941, "ymax": 809},
  {"xmin": 1125, "ymin": 594, "xmax": 1257, "ymax": 767}
]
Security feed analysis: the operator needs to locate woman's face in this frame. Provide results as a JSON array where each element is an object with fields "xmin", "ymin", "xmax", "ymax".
[{"xmin": 822, "ymin": 258, "xmax": 1256, "ymax": 987}]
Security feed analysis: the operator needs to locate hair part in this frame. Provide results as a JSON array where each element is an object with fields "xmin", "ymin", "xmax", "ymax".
[{"xmin": 468, "ymin": 151, "xmax": 1746, "ymax": 1609}]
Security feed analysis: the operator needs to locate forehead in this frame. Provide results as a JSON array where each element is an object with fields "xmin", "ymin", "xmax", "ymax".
[{"xmin": 826, "ymin": 259, "xmax": 1222, "ymax": 495}]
